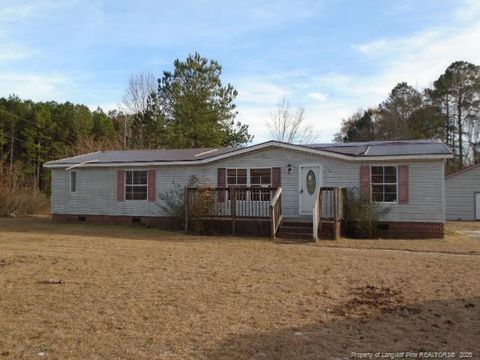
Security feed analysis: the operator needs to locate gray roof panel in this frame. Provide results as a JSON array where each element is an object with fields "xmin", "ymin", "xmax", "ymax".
[
  {"xmin": 48, "ymin": 147, "xmax": 235, "ymax": 165},
  {"xmin": 45, "ymin": 139, "xmax": 453, "ymax": 167},
  {"xmin": 306, "ymin": 140, "xmax": 452, "ymax": 157}
]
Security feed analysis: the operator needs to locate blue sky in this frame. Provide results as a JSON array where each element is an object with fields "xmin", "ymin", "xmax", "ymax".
[{"xmin": 1, "ymin": 0, "xmax": 479, "ymax": 142}]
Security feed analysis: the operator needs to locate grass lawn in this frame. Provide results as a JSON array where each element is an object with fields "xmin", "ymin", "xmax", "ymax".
[{"xmin": 0, "ymin": 217, "xmax": 479, "ymax": 359}]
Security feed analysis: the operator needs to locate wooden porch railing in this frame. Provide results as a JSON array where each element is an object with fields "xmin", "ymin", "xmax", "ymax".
[
  {"xmin": 184, "ymin": 187, "xmax": 282, "ymax": 236},
  {"xmin": 270, "ymin": 187, "xmax": 282, "ymax": 239},
  {"xmin": 314, "ymin": 187, "xmax": 346, "ymax": 240}
]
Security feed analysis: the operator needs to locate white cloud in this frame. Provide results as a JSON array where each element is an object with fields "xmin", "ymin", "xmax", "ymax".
[
  {"xmin": 0, "ymin": 0, "xmax": 76, "ymax": 22},
  {"xmin": 308, "ymin": 92, "xmax": 328, "ymax": 101},
  {"xmin": 455, "ymin": 0, "xmax": 480, "ymax": 20},
  {"xmin": 1, "ymin": 0, "xmax": 478, "ymax": 147},
  {"xmin": 328, "ymin": 1, "xmax": 480, "ymax": 108},
  {"xmin": 0, "ymin": 44, "xmax": 35, "ymax": 62},
  {"xmin": 236, "ymin": 79, "xmax": 290, "ymax": 104},
  {"xmin": 239, "ymin": 0, "xmax": 480, "ymax": 144},
  {"xmin": 0, "ymin": 72, "xmax": 71, "ymax": 101}
]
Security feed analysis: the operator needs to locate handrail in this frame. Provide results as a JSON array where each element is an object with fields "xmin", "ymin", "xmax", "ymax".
[
  {"xmin": 312, "ymin": 191, "xmax": 320, "ymax": 241},
  {"xmin": 270, "ymin": 187, "xmax": 282, "ymax": 207},
  {"xmin": 316, "ymin": 187, "xmax": 345, "ymax": 240},
  {"xmin": 270, "ymin": 187, "xmax": 282, "ymax": 239}
]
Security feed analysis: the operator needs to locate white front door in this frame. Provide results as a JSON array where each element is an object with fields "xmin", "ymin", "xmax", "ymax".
[
  {"xmin": 475, "ymin": 193, "xmax": 480, "ymax": 220},
  {"xmin": 299, "ymin": 165, "xmax": 321, "ymax": 215}
]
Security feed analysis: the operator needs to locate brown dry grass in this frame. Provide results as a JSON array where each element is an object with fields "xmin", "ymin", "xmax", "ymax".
[
  {"xmin": 317, "ymin": 221, "xmax": 480, "ymax": 255},
  {"xmin": 0, "ymin": 217, "xmax": 479, "ymax": 359}
]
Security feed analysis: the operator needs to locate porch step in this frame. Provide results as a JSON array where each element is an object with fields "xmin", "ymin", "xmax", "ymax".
[
  {"xmin": 282, "ymin": 219, "xmax": 312, "ymax": 226},
  {"xmin": 277, "ymin": 219, "xmax": 314, "ymax": 241},
  {"xmin": 279, "ymin": 225, "xmax": 313, "ymax": 234},
  {"xmin": 276, "ymin": 231, "xmax": 313, "ymax": 241}
]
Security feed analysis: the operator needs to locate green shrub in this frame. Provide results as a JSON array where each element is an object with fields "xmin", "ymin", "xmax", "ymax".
[
  {"xmin": 344, "ymin": 188, "xmax": 390, "ymax": 238},
  {"xmin": 157, "ymin": 176, "xmax": 207, "ymax": 230},
  {"xmin": 157, "ymin": 182, "xmax": 186, "ymax": 229}
]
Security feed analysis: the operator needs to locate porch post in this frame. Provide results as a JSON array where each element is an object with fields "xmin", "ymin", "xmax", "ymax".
[
  {"xmin": 231, "ymin": 187, "xmax": 236, "ymax": 235},
  {"xmin": 318, "ymin": 188, "xmax": 323, "ymax": 240},
  {"xmin": 184, "ymin": 188, "xmax": 189, "ymax": 232}
]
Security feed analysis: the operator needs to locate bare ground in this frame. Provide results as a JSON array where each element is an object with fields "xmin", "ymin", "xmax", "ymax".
[{"xmin": 0, "ymin": 217, "xmax": 479, "ymax": 359}]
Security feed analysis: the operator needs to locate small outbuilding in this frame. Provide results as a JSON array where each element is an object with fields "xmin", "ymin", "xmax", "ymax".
[{"xmin": 446, "ymin": 164, "xmax": 480, "ymax": 221}]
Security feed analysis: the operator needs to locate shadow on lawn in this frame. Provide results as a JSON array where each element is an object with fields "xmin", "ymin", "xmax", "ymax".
[
  {"xmin": 0, "ymin": 217, "xmax": 269, "ymax": 243},
  {"xmin": 0, "ymin": 216, "xmax": 188, "ymax": 241},
  {"xmin": 205, "ymin": 296, "xmax": 480, "ymax": 360}
]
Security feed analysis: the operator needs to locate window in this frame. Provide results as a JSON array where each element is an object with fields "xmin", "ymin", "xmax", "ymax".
[
  {"xmin": 250, "ymin": 168, "xmax": 271, "ymax": 201},
  {"xmin": 371, "ymin": 166, "xmax": 397, "ymax": 203},
  {"xmin": 125, "ymin": 170, "xmax": 148, "ymax": 200},
  {"xmin": 227, "ymin": 169, "xmax": 247, "ymax": 187},
  {"xmin": 227, "ymin": 169, "xmax": 247, "ymax": 200},
  {"xmin": 225, "ymin": 168, "xmax": 272, "ymax": 201},
  {"xmin": 70, "ymin": 171, "xmax": 77, "ymax": 193}
]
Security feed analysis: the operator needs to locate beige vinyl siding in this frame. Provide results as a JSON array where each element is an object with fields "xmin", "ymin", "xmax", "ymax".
[
  {"xmin": 446, "ymin": 165, "xmax": 480, "ymax": 220},
  {"xmin": 51, "ymin": 147, "xmax": 446, "ymax": 222}
]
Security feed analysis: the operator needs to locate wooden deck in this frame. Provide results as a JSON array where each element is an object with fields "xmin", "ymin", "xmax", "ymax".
[{"xmin": 185, "ymin": 186, "xmax": 344, "ymax": 240}]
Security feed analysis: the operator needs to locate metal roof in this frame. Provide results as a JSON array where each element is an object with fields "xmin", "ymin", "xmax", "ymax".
[
  {"xmin": 306, "ymin": 140, "xmax": 452, "ymax": 157},
  {"xmin": 44, "ymin": 139, "xmax": 453, "ymax": 168},
  {"xmin": 47, "ymin": 147, "xmax": 235, "ymax": 165}
]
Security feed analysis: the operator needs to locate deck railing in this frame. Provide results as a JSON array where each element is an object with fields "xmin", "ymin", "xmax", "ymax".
[
  {"xmin": 314, "ymin": 187, "xmax": 346, "ymax": 240},
  {"xmin": 184, "ymin": 187, "xmax": 282, "ymax": 236},
  {"xmin": 270, "ymin": 187, "xmax": 282, "ymax": 239}
]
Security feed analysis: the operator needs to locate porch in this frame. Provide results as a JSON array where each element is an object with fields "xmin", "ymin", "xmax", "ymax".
[{"xmin": 184, "ymin": 186, "xmax": 345, "ymax": 240}]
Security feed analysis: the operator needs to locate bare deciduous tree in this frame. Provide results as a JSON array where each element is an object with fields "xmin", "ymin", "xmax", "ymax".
[
  {"xmin": 122, "ymin": 71, "xmax": 157, "ymax": 115},
  {"xmin": 120, "ymin": 71, "xmax": 158, "ymax": 148},
  {"xmin": 267, "ymin": 98, "xmax": 316, "ymax": 144}
]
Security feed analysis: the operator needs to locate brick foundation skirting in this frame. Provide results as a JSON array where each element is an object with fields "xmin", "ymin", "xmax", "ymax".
[
  {"xmin": 52, "ymin": 214, "xmax": 444, "ymax": 239},
  {"xmin": 376, "ymin": 221, "xmax": 444, "ymax": 239}
]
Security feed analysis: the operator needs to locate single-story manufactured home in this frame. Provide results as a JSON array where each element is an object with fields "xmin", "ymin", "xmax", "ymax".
[
  {"xmin": 44, "ymin": 139, "xmax": 453, "ymax": 239},
  {"xmin": 446, "ymin": 163, "xmax": 480, "ymax": 221}
]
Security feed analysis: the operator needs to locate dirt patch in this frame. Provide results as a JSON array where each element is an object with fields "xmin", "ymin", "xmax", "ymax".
[{"xmin": 332, "ymin": 284, "xmax": 404, "ymax": 317}]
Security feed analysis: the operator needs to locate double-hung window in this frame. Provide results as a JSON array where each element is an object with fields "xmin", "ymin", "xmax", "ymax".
[
  {"xmin": 250, "ymin": 168, "xmax": 272, "ymax": 201},
  {"xmin": 226, "ymin": 168, "xmax": 272, "ymax": 201},
  {"xmin": 371, "ymin": 166, "xmax": 397, "ymax": 203},
  {"xmin": 227, "ymin": 169, "xmax": 247, "ymax": 200},
  {"xmin": 125, "ymin": 170, "xmax": 148, "ymax": 200}
]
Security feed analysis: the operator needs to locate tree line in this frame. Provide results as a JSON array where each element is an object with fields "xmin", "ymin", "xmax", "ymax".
[
  {"xmin": 0, "ymin": 53, "xmax": 252, "ymax": 192},
  {"xmin": 1, "ymin": 56, "xmax": 478, "ymax": 193},
  {"xmin": 335, "ymin": 61, "xmax": 480, "ymax": 173}
]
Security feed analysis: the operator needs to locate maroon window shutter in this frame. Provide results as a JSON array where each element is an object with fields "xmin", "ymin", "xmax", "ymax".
[
  {"xmin": 360, "ymin": 165, "xmax": 370, "ymax": 201},
  {"xmin": 218, "ymin": 168, "xmax": 226, "ymax": 202},
  {"xmin": 398, "ymin": 165, "xmax": 409, "ymax": 204},
  {"xmin": 148, "ymin": 169, "xmax": 156, "ymax": 202},
  {"xmin": 272, "ymin": 167, "xmax": 281, "ymax": 188},
  {"xmin": 117, "ymin": 170, "xmax": 125, "ymax": 202}
]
